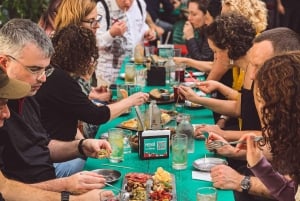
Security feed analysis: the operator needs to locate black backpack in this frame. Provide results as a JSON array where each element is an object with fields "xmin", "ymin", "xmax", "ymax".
[{"xmin": 96, "ymin": 0, "xmax": 143, "ymax": 30}]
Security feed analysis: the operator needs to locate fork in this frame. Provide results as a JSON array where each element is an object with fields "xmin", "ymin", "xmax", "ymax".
[{"xmin": 206, "ymin": 136, "xmax": 264, "ymax": 150}]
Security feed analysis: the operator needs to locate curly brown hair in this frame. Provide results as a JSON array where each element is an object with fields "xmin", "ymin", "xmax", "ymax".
[
  {"xmin": 205, "ymin": 12, "xmax": 256, "ymax": 60},
  {"xmin": 51, "ymin": 24, "xmax": 99, "ymax": 76},
  {"xmin": 256, "ymin": 51, "xmax": 300, "ymax": 184}
]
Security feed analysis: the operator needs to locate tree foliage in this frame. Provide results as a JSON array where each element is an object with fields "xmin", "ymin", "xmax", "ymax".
[{"xmin": 0, "ymin": 0, "xmax": 49, "ymax": 26}]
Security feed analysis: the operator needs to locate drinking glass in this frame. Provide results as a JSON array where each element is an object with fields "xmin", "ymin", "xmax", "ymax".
[
  {"xmin": 125, "ymin": 63, "xmax": 136, "ymax": 84},
  {"xmin": 108, "ymin": 128, "xmax": 124, "ymax": 163},
  {"xmin": 123, "ymin": 130, "xmax": 133, "ymax": 154},
  {"xmin": 175, "ymin": 63, "xmax": 186, "ymax": 83},
  {"xmin": 134, "ymin": 44, "xmax": 144, "ymax": 65},
  {"xmin": 196, "ymin": 187, "xmax": 217, "ymax": 201},
  {"xmin": 173, "ymin": 48, "xmax": 182, "ymax": 57},
  {"xmin": 172, "ymin": 134, "xmax": 188, "ymax": 170},
  {"xmin": 135, "ymin": 69, "xmax": 146, "ymax": 87}
]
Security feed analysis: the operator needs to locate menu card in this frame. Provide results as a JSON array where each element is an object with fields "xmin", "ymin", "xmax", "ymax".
[{"xmin": 138, "ymin": 130, "xmax": 170, "ymax": 160}]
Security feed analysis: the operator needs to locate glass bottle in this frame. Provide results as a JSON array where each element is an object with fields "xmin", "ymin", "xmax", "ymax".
[
  {"xmin": 145, "ymin": 100, "xmax": 162, "ymax": 130},
  {"xmin": 164, "ymin": 56, "xmax": 176, "ymax": 86},
  {"xmin": 176, "ymin": 114, "xmax": 194, "ymax": 153}
]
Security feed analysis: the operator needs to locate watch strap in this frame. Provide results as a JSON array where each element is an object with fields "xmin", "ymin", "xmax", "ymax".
[
  {"xmin": 61, "ymin": 191, "xmax": 70, "ymax": 201},
  {"xmin": 241, "ymin": 175, "xmax": 251, "ymax": 193}
]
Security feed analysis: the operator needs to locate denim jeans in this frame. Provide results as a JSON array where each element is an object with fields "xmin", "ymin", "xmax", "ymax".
[{"xmin": 54, "ymin": 158, "xmax": 86, "ymax": 178}]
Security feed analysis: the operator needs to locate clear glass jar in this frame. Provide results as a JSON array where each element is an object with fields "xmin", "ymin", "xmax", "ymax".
[
  {"xmin": 176, "ymin": 114, "xmax": 194, "ymax": 153},
  {"xmin": 145, "ymin": 100, "xmax": 162, "ymax": 130}
]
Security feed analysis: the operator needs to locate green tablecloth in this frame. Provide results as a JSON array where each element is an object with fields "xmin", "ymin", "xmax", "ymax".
[{"xmin": 84, "ymin": 58, "xmax": 235, "ymax": 201}]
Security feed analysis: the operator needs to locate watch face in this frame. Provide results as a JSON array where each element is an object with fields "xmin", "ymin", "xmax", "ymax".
[{"xmin": 241, "ymin": 176, "xmax": 251, "ymax": 190}]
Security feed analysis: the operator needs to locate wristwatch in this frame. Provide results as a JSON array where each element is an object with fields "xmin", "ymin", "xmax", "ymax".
[
  {"xmin": 240, "ymin": 176, "xmax": 251, "ymax": 193},
  {"xmin": 61, "ymin": 191, "xmax": 70, "ymax": 201}
]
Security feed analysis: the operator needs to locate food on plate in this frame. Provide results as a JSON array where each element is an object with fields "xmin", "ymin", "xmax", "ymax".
[
  {"xmin": 161, "ymin": 113, "xmax": 171, "ymax": 124},
  {"xmin": 149, "ymin": 89, "xmax": 171, "ymax": 100},
  {"xmin": 119, "ymin": 89, "xmax": 128, "ymax": 98},
  {"xmin": 121, "ymin": 118, "xmax": 138, "ymax": 129},
  {"xmin": 153, "ymin": 167, "xmax": 172, "ymax": 183},
  {"xmin": 98, "ymin": 149, "xmax": 109, "ymax": 158},
  {"xmin": 151, "ymin": 167, "xmax": 173, "ymax": 201},
  {"xmin": 123, "ymin": 170, "xmax": 173, "ymax": 201},
  {"xmin": 120, "ymin": 112, "xmax": 172, "ymax": 129}
]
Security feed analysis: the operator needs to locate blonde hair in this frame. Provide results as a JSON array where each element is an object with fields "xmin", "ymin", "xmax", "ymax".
[
  {"xmin": 222, "ymin": 0, "xmax": 267, "ymax": 33},
  {"xmin": 54, "ymin": 0, "xmax": 96, "ymax": 31}
]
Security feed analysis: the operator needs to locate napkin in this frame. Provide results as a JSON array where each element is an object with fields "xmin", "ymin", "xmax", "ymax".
[{"xmin": 192, "ymin": 171, "xmax": 212, "ymax": 182}]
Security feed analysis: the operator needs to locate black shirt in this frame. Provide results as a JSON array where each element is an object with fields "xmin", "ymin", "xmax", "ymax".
[
  {"xmin": 186, "ymin": 29, "xmax": 214, "ymax": 61},
  {"xmin": 35, "ymin": 68, "xmax": 110, "ymax": 141},
  {"xmin": 241, "ymin": 84, "xmax": 261, "ymax": 130},
  {"xmin": 0, "ymin": 97, "xmax": 55, "ymax": 183}
]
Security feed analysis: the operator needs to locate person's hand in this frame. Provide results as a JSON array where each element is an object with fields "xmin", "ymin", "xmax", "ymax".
[
  {"xmin": 154, "ymin": 25, "xmax": 164, "ymax": 37},
  {"xmin": 82, "ymin": 139, "xmax": 112, "ymax": 158},
  {"xmin": 144, "ymin": 29, "xmax": 156, "ymax": 41},
  {"xmin": 89, "ymin": 87, "xmax": 112, "ymax": 102},
  {"xmin": 173, "ymin": 57, "xmax": 187, "ymax": 64},
  {"xmin": 210, "ymin": 164, "xmax": 244, "ymax": 191},
  {"xmin": 205, "ymin": 132, "xmax": 237, "ymax": 157},
  {"xmin": 109, "ymin": 21, "xmax": 127, "ymax": 37},
  {"xmin": 236, "ymin": 133, "xmax": 263, "ymax": 167},
  {"xmin": 195, "ymin": 124, "xmax": 225, "ymax": 138},
  {"xmin": 74, "ymin": 189, "xmax": 115, "ymax": 201},
  {"xmin": 196, "ymin": 80, "xmax": 220, "ymax": 94},
  {"xmin": 172, "ymin": 0, "xmax": 181, "ymax": 9},
  {"xmin": 126, "ymin": 92, "xmax": 149, "ymax": 107},
  {"xmin": 178, "ymin": 85, "xmax": 199, "ymax": 103},
  {"xmin": 183, "ymin": 21, "xmax": 194, "ymax": 40},
  {"xmin": 66, "ymin": 171, "xmax": 107, "ymax": 194},
  {"xmin": 277, "ymin": 2, "xmax": 285, "ymax": 15}
]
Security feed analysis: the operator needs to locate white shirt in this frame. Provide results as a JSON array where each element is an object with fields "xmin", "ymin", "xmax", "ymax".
[{"xmin": 95, "ymin": 0, "xmax": 149, "ymax": 85}]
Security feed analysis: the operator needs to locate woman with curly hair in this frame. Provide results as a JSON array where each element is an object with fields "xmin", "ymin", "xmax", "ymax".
[
  {"xmin": 221, "ymin": 0, "xmax": 267, "ymax": 33},
  {"xmin": 35, "ymin": 25, "xmax": 149, "ymax": 176},
  {"xmin": 236, "ymin": 51, "xmax": 300, "ymax": 201},
  {"xmin": 179, "ymin": 13, "xmax": 259, "ymax": 130}
]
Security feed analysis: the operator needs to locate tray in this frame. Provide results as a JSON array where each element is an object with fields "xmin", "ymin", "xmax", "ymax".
[
  {"xmin": 121, "ymin": 172, "xmax": 176, "ymax": 201},
  {"xmin": 193, "ymin": 157, "xmax": 228, "ymax": 172}
]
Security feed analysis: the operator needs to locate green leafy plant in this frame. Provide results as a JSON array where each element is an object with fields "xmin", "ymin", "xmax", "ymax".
[{"xmin": 0, "ymin": 0, "xmax": 49, "ymax": 26}]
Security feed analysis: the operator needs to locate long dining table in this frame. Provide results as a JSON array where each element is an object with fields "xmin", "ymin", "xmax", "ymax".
[{"xmin": 84, "ymin": 57, "xmax": 235, "ymax": 201}]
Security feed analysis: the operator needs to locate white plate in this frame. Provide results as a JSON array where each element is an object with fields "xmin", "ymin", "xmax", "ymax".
[
  {"xmin": 184, "ymin": 71, "xmax": 205, "ymax": 77},
  {"xmin": 193, "ymin": 157, "xmax": 228, "ymax": 172}
]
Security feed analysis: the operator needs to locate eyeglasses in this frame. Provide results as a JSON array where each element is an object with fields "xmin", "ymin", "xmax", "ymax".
[
  {"xmin": 82, "ymin": 14, "xmax": 102, "ymax": 28},
  {"xmin": 6, "ymin": 55, "xmax": 54, "ymax": 80}
]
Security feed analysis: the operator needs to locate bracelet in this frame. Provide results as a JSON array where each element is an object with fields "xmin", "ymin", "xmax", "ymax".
[{"xmin": 78, "ymin": 139, "xmax": 87, "ymax": 158}]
